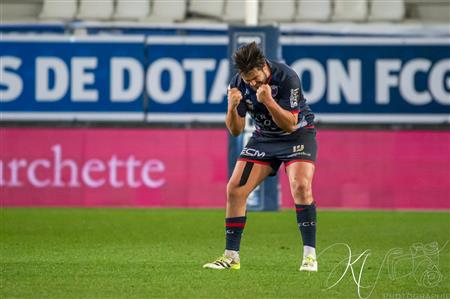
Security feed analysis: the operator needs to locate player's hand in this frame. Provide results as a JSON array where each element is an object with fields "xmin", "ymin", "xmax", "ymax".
[
  {"xmin": 256, "ymin": 84, "xmax": 272, "ymax": 104},
  {"xmin": 228, "ymin": 88, "xmax": 243, "ymax": 110}
]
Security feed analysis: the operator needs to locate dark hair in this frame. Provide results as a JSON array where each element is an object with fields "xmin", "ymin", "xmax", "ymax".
[{"xmin": 233, "ymin": 42, "xmax": 266, "ymax": 75}]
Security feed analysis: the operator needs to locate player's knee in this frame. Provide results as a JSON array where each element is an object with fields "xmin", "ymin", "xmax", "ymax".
[
  {"xmin": 226, "ymin": 182, "xmax": 248, "ymax": 202},
  {"xmin": 226, "ymin": 182, "xmax": 241, "ymax": 199},
  {"xmin": 291, "ymin": 178, "xmax": 312, "ymax": 202}
]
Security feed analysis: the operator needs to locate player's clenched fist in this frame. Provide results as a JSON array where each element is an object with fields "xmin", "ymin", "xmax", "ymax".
[
  {"xmin": 256, "ymin": 84, "xmax": 272, "ymax": 104},
  {"xmin": 228, "ymin": 88, "xmax": 243, "ymax": 109}
]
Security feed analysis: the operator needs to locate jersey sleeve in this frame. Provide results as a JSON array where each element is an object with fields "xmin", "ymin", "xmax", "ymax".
[
  {"xmin": 228, "ymin": 75, "xmax": 247, "ymax": 117},
  {"xmin": 277, "ymin": 75, "xmax": 301, "ymax": 114},
  {"xmin": 236, "ymin": 100, "xmax": 247, "ymax": 117}
]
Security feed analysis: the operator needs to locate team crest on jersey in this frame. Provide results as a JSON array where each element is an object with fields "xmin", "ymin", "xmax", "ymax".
[
  {"xmin": 290, "ymin": 88, "xmax": 299, "ymax": 108},
  {"xmin": 270, "ymin": 85, "xmax": 279, "ymax": 97},
  {"xmin": 245, "ymin": 99, "xmax": 254, "ymax": 110}
]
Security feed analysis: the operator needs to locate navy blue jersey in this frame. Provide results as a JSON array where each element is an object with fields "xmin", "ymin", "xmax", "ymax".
[{"xmin": 229, "ymin": 59, "xmax": 315, "ymax": 137}]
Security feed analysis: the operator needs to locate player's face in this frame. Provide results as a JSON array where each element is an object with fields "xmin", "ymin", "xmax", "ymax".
[{"xmin": 241, "ymin": 65, "xmax": 269, "ymax": 91}]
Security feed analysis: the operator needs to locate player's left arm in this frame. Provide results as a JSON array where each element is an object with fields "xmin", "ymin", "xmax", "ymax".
[{"xmin": 256, "ymin": 76, "xmax": 300, "ymax": 133}]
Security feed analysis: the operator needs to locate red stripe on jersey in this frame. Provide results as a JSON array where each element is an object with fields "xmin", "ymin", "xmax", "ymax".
[
  {"xmin": 291, "ymin": 109, "xmax": 300, "ymax": 115},
  {"xmin": 238, "ymin": 158, "xmax": 271, "ymax": 166},
  {"xmin": 285, "ymin": 160, "xmax": 315, "ymax": 167}
]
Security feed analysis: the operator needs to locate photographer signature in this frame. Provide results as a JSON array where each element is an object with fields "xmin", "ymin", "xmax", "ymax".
[{"xmin": 317, "ymin": 241, "xmax": 448, "ymax": 299}]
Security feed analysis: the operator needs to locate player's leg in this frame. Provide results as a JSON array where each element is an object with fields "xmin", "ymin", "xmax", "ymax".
[
  {"xmin": 226, "ymin": 159, "xmax": 273, "ymax": 217},
  {"xmin": 286, "ymin": 161, "xmax": 318, "ymax": 271},
  {"xmin": 225, "ymin": 160, "xmax": 273, "ymax": 255},
  {"xmin": 203, "ymin": 160, "xmax": 272, "ymax": 270},
  {"xmin": 286, "ymin": 160, "xmax": 315, "ymax": 205}
]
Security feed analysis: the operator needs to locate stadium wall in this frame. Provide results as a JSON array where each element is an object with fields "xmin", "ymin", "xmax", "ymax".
[
  {"xmin": 1, "ymin": 32, "xmax": 448, "ymax": 210},
  {"xmin": 1, "ymin": 128, "xmax": 448, "ymax": 210}
]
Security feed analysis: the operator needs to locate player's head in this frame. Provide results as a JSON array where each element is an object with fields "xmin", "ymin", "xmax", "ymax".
[{"xmin": 233, "ymin": 42, "xmax": 270, "ymax": 91}]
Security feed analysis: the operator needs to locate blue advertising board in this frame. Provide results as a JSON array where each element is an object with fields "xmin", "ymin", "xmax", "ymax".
[
  {"xmin": 0, "ymin": 36, "xmax": 146, "ymax": 120},
  {"xmin": 144, "ymin": 36, "xmax": 228, "ymax": 122},
  {"xmin": 282, "ymin": 37, "xmax": 450, "ymax": 123},
  {"xmin": 1, "ymin": 35, "xmax": 449, "ymax": 123}
]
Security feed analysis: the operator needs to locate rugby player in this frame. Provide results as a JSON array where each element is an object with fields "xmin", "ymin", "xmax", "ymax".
[{"xmin": 203, "ymin": 42, "xmax": 318, "ymax": 272}]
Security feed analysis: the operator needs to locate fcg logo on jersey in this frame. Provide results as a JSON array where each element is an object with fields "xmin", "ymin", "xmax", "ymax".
[{"xmin": 271, "ymin": 85, "xmax": 279, "ymax": 97}]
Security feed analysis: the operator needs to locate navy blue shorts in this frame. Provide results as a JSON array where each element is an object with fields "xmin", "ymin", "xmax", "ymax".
[{"xmin": 238, "ymin": 127, "xmax": 317, "ymax": 176}]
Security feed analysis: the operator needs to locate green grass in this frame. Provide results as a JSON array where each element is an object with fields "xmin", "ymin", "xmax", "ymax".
[{"xmin": 1, "ymin": 209, "xmax": 449, "ymax": 299}]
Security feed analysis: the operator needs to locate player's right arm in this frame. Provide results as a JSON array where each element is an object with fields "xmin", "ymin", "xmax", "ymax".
[{"xmin": 225, "ymin": 87, "xmax": 245, "ymax": 136}]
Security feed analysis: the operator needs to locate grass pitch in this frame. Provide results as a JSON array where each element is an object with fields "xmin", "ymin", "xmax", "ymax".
[{"xmin": 1, "ymin": 208, "xmax": 449, "ymax": 299}]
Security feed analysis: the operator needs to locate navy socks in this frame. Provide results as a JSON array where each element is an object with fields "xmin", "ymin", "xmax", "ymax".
[
  {"xmin": 225, "ymin": 216, "xmax": 246, "ymax": 251},
  {"xmin": 224, "ymin": 205, "xmax": 316, "ymax": 254},
  {"xmin": 295, "ymin": 204, "xmax": 317, "ymax": 248}
]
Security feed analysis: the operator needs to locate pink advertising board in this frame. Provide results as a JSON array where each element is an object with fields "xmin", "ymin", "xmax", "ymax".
[
  {"xmin": 1, "ymin": 128, "xmax": 449, "ymax": 210},
  {"xmin": 0, "ymin": 128, "xmax": 228, "ymax": 208},
  {"xmin": 281, "ymin": 130, "xmax": 450, "ymax": 210}
]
